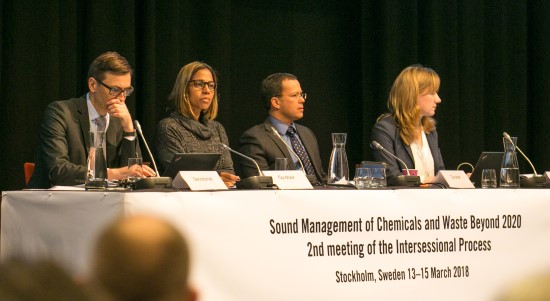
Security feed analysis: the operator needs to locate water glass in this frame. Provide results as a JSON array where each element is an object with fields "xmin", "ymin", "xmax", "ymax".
[
  {"xmin": 128, "ymin": 158, "xmax": 143, "ymax": 182},
  {"xmin": 481, "ymin": 169, "xmax": 497, "ymax": 188},
  {"xmin": 354, "ymin": 167, "xmax": 370, "ymax": 189},
  {"xmin": 370, "ymin": 167, "xmax": 387, "ymax": 188},
  {"xmin": 275, "ymin": 158, "xmax": 290, "ymax": 170}
]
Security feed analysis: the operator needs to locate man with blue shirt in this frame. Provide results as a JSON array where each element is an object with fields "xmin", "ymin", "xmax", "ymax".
[
  {"xmin": 28, "ymin": 52, "xmax": 155, "ymax": 188},
  {"xmin": 238, "ymin": 73, "xmax": 326, "ymax": 184}
]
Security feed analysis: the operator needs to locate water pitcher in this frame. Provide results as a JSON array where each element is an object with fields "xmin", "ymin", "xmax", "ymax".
[
  {"xmin": 85, "ymin": 130, "xmax": 108, "ymax": 189},
  {"xmin": 500, "ymin": 136, "xmax": 520, "ymax": 188},
  {"xmin": 327, "ymin": 133, "xmax": 349, "ymax": 184}
]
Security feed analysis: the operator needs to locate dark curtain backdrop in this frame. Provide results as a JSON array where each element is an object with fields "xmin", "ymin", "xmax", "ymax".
[{"xmin": 0, "ymin": 0, "xmax": 548, "ymax": 191}]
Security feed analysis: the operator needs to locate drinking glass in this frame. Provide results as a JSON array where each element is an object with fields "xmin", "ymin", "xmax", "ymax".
[
  {"xmin": 354, "ymin": 167, "xmax": 370, "ymax": 189},
  {"xmin": 481, "ymin": 169, "xmax": 497, "ymax": 188},
  {"xmin": 275, "ymin": 158, "xmax": 290, "ymax": 170},
  {"xmin": 370, "ymin": 167, "xmax": 387, "ymax": 188},
  {"xmin": 128, "ymin": 158, "xmax": 143, "ymax": 182}
]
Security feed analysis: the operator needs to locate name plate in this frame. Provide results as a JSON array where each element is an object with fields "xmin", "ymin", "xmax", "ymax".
[
  {"xmin": 172, "ymin": 171, "xmax": 227, "ymax": 190},
  {"xmin": 263, "ymin": 170, "xmax": 313, "ymax": 190},
  {"xmin": 433, "ymin": 170, "xmax": 475, "ymax": 188}
]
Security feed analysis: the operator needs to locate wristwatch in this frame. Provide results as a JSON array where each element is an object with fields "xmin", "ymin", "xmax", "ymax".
[{"xmin": 123, "ymin": 131, "xmax": 136, "ymax": 138}]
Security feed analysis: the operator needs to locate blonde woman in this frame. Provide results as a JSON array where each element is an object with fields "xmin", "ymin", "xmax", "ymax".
[
  {"xmin": 370, "ymin": 64, "xmax": 445, "ymax": 184},
  {"xmin": 156, "ymin": 62, "xmax": 239, "ymax": 187}
]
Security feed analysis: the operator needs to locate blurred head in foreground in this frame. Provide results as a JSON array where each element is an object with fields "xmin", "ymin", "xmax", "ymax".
[
  {"xmin": 91, "ymin": 215, "xmax": 196, "ymax": 301},
  {"xmin": 0, "ymin": 259, "xmax": 91, "ymax": 301}
]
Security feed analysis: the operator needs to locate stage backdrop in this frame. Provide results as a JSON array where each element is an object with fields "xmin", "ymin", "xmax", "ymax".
[{"xmin": 0, "ymin": 0, "xmax": 548, "ymax": 191}]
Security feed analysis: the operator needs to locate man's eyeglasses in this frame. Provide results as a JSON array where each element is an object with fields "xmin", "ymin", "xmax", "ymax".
[
  {"xmin": 95, "ymin": 78, "xmax": 134, "ymax": 97},
  {"xmin": 189, "ymin": 80, "xmax": 216, "ymax": 90},
  {"xmin": 277, "ymin": 92, "xmax": 307, "ymax": 100}
]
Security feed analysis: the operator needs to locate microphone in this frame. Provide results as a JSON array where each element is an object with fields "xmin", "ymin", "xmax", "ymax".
[
  {"xmin": 371, "ymin": 140, "xmax": 420, "ymax": 186},
  {"xmin": 218, "ymin": 143, "xmax": 273, "ymax": 189},
  {"xmin": 270, "ymin": 127, "xmax": 305, "ymax": 173},
  {"xmin": 502, "ymin": 132, "xmax": 545, "ymax": 188},
  {"xmin": 132, "ymin": 120, "xmax": 172, "ymax": 189},
  {"xmin": 270, "ymin": 127, "xmax": 319, "ymax": 185}
]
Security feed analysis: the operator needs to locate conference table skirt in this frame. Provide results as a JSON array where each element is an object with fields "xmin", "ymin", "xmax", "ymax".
[{"xmin": 2, "ymin": 189, "xmax": 550, "ymax": 301}]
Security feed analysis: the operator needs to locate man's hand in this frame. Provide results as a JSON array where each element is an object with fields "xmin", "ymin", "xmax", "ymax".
[
  {"xmin": 107, "ymin": 98, "xmax": 134, "ymax": 132},
  {"xmin": 108, "ymin": 165, "xmax": 156, "ymax": 180}
]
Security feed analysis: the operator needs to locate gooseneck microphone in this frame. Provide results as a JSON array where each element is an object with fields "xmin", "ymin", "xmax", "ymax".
[
  {"xmin": 270, "ymin": 127, "xmax": 320, "ymax": 185},
  {"xmin": 219, "ymin": 143, "xmax": 264, "ymax": 176},
  {"xmin": 270, "ymin": 127, "xmax": 306, "ymax": 173},
  {"xmin": 502, "ymin": 132, "xmax": 545, "ymax": 188},
  {"xmin": 371, "ymin": 140, "xmax": 421, "ymax": 186},
  {"xmin": 132, "ymin": 120, "xmax": 172, "ymax": 189},
  {"xmin": 134, "ymin": 120, "xmax": 160, "ymax": 176},
  {"xmin": 372, "ymin": 141, "xmax": 411, "ymax": 175},
  {"xmin": 218, "ymin": 143, "xmax": 273, "ymax": 189},
  {"xmin": 503, "ymin": 132, "xmax": 538, "ymax": 175}
]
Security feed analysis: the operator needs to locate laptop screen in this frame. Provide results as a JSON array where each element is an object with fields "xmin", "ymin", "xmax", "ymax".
[
  {"xmin": 162, "ymin": 153, "xmax": 221, "ymax": 179},
  {"xmin": 470, "ymin": 152, "xmax": 503, "ymax": 188}
]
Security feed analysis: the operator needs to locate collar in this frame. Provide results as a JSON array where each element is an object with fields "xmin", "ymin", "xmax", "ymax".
[
  {"xmin": 86, "ymin": 93, "xmax": 110, "ymax": 127},
  {"xmin": 269, "ymin": 115, "xmax": 296, "ymax": 136}
]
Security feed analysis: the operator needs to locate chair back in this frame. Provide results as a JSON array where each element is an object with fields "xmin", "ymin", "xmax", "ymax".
[{"xmin": 24, "ymin": 162, "xmax": 35, "ymax": 185}]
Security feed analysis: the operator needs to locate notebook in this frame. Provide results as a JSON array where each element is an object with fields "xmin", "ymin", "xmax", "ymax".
[
  {"xmin": 470, "ymin": 152, "xmax": 503, "ymax": 188},
  {"xmin": 162, "ymin": 153, "xmax": 221, "ymax": 179}
]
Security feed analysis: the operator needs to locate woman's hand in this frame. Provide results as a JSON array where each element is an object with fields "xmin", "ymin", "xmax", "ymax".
[{"xmin": 219, "ymin": 172, "xmax": 240, "ymax": 188}]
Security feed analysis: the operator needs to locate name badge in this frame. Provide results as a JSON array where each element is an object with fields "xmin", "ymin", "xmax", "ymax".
[
  {"xmin": 263, "ymin": 170, "xmax": 313, "ymax": 190},
  {"xmin": 172, "ymin": 171, "xmax": 227, "ymax": 190},
  {"xmin": 433, "ymin": 170, "xmax": 475, "ymax": 188}
]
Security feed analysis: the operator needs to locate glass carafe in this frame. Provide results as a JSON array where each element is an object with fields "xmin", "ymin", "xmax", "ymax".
[
  {"xmin": 85, "ymin": 130, "xmax": 107, "ymax": 189},
  {"xmin": 327, "ymin": 133, "xmax": 349, "ymax": 184},
  {"xmin": 500, "ymin": 136, "xmax": 520, "ymax": 188}
]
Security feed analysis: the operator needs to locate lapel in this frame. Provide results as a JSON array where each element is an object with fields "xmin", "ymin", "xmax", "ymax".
[
  {"xmin": 426, "ymin": 131, "xmax": 438, "ymax": 165},
  {"xmin": 403, "ymin": 142, "xmax": 415, "ymax": 164},
  {"xmin": 76, "ymin": 96, "xmax": 91, "ymax": 153},
  {"xmin": 263, "ymin": 119, "xmax": 293, "ymax": 159},
  {"xmin": 295, "ymin": 125, "xmax": 313, "ymax": 157}
]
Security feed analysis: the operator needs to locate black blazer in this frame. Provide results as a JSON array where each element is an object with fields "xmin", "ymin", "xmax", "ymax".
[
  {"xmin": 238, "ymin": 118, "xmax": 327, "ymax": 183},
  {"xmin": 370, "ymin": 116, "xmax": 445, "ymax": 183},
  {"xmin": 28, "ymin": 96, "xmax": 140, "ymax": 188}
]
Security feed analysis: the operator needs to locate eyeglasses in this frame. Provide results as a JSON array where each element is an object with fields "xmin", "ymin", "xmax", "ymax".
[
  {"xmin": 95, "ymin": 78, "xmax": 134, "ymax": 97},
  {"xmin": 277, "ymin": 92, "xmax": 307, "ymax": 100},
  {"xmin": 189, "ymin": 80, "xmax": 216, "ymax": 90}
]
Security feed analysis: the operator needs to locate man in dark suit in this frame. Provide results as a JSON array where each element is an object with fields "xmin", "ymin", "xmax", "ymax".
[
  {"xmin": 28, "ymin": 52, "xmax": 155, "ymax": 188},
  {"xmin": 238, "ymin": 73, "xmax": 326, "ymax": 184}
]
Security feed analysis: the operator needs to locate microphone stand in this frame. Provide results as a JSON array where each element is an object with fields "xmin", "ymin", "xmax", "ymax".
[
  {"xmin": 503, "ymin": 132, "xmax": 546, "ymax": 188},
  {"xmin": 270, "ymin": 127, "xmax": 319, "ymax": 185},
  {"xmin": 219, "ymin": 143, "xmax": 274, "ymax": 189},
  {"xmin": 371, "ymin": 141, "xmax": 420, "ymax": 187},
  {"xmin": 133, "ymin": 120, "xmax": 172, "ymax": 190}
]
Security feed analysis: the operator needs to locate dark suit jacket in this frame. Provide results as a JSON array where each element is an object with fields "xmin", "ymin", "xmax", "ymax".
[
  {"xmin": 28, "ymin": 95, "xmax": 140, "ymax": 188},
  {"xmin": 371, "ymin": 116, "xmax": 445, "ymax": 183},
  {"xmin": 238, "ymin": 118, "xmax": 327, "ymax": 183}
]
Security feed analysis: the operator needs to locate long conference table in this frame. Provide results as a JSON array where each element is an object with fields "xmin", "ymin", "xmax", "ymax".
[{"xmin": 2, "ymin": 188, "xmax": 550, "ymax": 301}]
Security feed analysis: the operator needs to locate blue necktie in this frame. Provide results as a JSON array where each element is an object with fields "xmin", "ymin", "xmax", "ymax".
[{"xmin": 286, "ymin": 127, "xmax": 315, "ymax": 176}]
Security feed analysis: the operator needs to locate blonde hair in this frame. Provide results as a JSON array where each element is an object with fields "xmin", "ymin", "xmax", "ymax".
[
  {"xmin": 168, "ymin": 62, "xmax": 218, "ymax": 121},
  {"xmin": 387, "ymin": 64, "xmax": 440, "ymax": 145}
]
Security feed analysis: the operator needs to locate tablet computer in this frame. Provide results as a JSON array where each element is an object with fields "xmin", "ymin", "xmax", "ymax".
[
  {"xmin": 162, "ymin": 153, "xmax": 221, "ymax": 179},
  {"xmin": 470, "ymin": 152, "xmax": 503, "ymax": 188}
]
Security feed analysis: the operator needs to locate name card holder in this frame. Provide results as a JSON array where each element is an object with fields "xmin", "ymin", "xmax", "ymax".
[
  {"xmin": 433, "ymin": 170, "xmax": 475, "ymax": 188},
  {"xmin": 263, "ymin": 170, "xmax": 313, "ymax": 190},
  {"xmin": 173, "ymin": 171, "xmax": 228, "ymax": 190}
]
